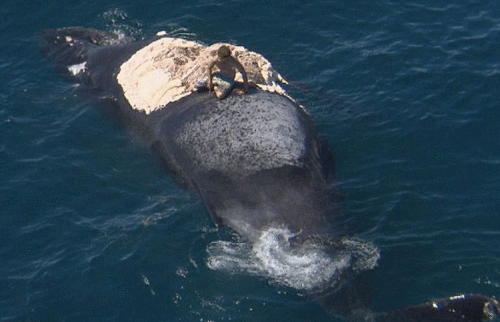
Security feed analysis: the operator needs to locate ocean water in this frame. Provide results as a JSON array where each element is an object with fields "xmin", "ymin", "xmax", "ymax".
[{"xmin": 1, "ymin": 0, "xmax": 500, "ymax": 321}]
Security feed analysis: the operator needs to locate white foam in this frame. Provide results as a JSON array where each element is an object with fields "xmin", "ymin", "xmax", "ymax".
[
  {"xmin": 99, "ymin": 8, "xmax": 141, "ymax": 44},
  {"xmin": 207, "ymin": 227, "xmax": 380, "ymax": 292}
]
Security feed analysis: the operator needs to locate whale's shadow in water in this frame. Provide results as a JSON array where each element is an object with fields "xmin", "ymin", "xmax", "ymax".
[{"xmin": 39, "ymin": 27, "xmax": 499, "ymax": 321}]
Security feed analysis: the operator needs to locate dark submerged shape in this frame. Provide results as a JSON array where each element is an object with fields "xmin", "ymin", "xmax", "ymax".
[{"xmin": 40, "ymin": 28, "xmax": 499, "ymax": 321}]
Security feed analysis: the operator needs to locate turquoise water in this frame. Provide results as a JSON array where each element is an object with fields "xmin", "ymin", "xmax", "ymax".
[{"xmin": 1, "ymin": 0, "xmax": 500, "ymax": 321}]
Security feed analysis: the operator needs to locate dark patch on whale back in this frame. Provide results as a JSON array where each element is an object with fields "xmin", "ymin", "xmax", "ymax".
[{"xmin": 172, "ymin": 92, "xmax": 309, "ymax": 176}]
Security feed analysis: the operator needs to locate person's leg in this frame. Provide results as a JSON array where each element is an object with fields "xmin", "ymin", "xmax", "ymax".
[{"xmin": 213, "ymin": 75, "xmax": 234, "ymax": 99}]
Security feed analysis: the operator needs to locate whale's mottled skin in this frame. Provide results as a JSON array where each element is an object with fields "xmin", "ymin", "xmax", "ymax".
[{"xmin": 40, "ymin": 28, "xmax": 499, "ymax": 321}]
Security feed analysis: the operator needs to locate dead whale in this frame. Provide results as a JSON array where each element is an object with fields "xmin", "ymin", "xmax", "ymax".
[{"xmin": 39, "ymin": 27, "xmax": 499, "ymax": 321}]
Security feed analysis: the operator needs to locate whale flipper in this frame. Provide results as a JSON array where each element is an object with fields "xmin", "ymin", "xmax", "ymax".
[{"xmin": 373, "ymin": 294, "xmax": 500, "ymax": 322}]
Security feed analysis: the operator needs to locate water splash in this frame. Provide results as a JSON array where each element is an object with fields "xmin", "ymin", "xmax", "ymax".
[
  {"xmin": 98, "ymin": 8, "xmax": 143, "ymax": 43},
  {"xmin": 207, "ymin": 227, "xmax": 380, "ymax": 293}
]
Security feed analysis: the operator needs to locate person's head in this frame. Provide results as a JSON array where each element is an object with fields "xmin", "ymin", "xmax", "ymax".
[{"xmin": 217, "ymin": 45, "xmax": 231, "ymax": 59}]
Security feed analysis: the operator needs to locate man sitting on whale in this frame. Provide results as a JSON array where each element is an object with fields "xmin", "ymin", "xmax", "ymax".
[{"xmin": 207, "ymin": 45, "xmax": 249, "ymax": 99}]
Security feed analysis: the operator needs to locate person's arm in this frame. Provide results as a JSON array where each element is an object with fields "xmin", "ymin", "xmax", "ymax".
[
  {"xmin": 234, "ymin": 59, "xmax": 249, "ymax": 92},
  {"xmin": 207, "ymin": 61, "xmax": 215, "ymax": 91}
]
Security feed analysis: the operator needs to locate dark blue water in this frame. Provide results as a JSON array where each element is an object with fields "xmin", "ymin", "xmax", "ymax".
[{"xmin": 1, "ymin": 1, "xmax": 500, "ymax": 321}]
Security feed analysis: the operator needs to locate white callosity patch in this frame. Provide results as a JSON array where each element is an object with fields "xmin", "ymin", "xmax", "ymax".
[
  {"xmin": 207, "ymin": 227, "xmax": 380, "ymax": 292},
  {"xmin": 174, "ymin": 93, "xmax": 306, "ymax": 174},
  {"xmin": 117, "ymin": 36, "xmax": 289, "ymax": 114},
  {"xmin": 68, "ymin": 62, "xmax": 87, "ymax": 76}
]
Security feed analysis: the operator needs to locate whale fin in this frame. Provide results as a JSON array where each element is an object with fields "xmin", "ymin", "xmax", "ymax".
[{"xmin": 373, "ymin": 294, "xmax": 500, "ymax": 322}]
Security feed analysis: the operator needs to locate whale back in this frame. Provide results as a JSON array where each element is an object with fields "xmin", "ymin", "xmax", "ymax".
[{"xmin": 148, "ymin": 90, "xmax": 340, "ymax": 242}]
